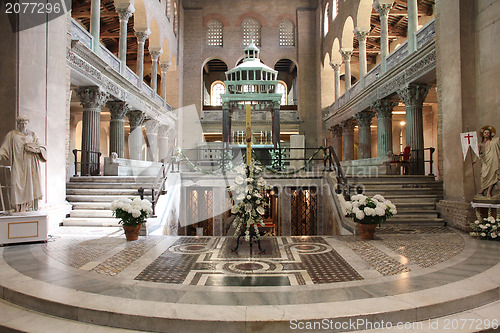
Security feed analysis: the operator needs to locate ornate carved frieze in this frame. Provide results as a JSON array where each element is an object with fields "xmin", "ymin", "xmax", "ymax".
[{"xmin": 405, "ymin": 49, "xmax": 436, "ymax": 83}]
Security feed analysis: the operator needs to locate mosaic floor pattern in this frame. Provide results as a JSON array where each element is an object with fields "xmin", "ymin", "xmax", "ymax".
[{"xmin": 40, "ymin": 225, "xmax": 467, "ymax": 287}]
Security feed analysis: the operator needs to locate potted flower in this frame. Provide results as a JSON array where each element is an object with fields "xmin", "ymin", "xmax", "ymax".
[
  {"xmin": 344, "ymin": 194, "xmax": 397, "ymax": 239},
  {"xmin": 229, "ymin": 160, "xmax": 272, "ymax": 245},
  {"xmin": 469, "ymin": 209, "xmax": 500, "ymax": 240},
  {"xmin": 111, "ymin": 198, "xmax": 153, "ymax": 241}
]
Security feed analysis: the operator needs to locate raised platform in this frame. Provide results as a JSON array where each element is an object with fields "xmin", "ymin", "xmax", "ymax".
[{"xmin": 1, "ymin": 226, "xmax": 500, "ymax": 332}]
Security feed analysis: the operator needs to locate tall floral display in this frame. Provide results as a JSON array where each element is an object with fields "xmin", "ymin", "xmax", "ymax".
[{"xmin": 229, "ymin": 161, "xmax": 272, "ymax": 241}]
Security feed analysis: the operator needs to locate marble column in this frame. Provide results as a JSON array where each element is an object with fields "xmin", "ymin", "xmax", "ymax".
[
  {"xmin": 407, "ymin": 0, "xmax": 418, "ymax": 52},
  {"xmin": 158, "ymin": 125, "xmax": 170, "ymax": 163},
  {"xmin": 354, "ymin": 28, "xmax": 370, "ymax": 84},
  {"xmin": 90, "ymin": 0, "xmax": 101, "ymax": 51},
  {"xmin": 135, "ymin": 30, "xmax": 150, "ymax": 85},
  {"xmin": 160, "ymin": 61, "xmax": 171, "ymax": 101},
  {"xmin": 331, "ymin": 124, "xmax": 343, "ymax": 161},
  {"xmin": 75, "ymin": 87, "xmax": 109, "ymax": 176},
  {"xmin": 149, "ymin": 48, "xmax": 162, "ymax": 94},
  {"xmin": 272, "ymin": 101, "xmax": 281, "ymax": 148},
  {"xmin": 355, "ymin": 111, "xmax": 375, "ymax": 159},
  {"xmin": 127, "ymin": 110, "xmax": 145, "ymax": 161},
  {"xmin": 330, "ymin": 62, "xmax": 342, "ymax": 101},
  {"xmin": 342, "ymin": 119, "xmax": 356, "ymax": 161},
  {"xmin": 116, "ymin": 6, "xmax": 134, "ymax": 72},
  {"xmin": 144, "ymin": 119, "xmax": 160, "ymax": 162},
  {"xmin": 106, "ymin": 101, "xmax": 128, "ymax": 158},
  {"xmin": 372, "ymin": 99, "xmax": 397, "ymax": 158},
  {"xmin": 397, "ymin": 84, "xmax": 430, "ymax": 175},
  {"xmin": 340, "ymin": 49, "xmax": 353, "ymax": 93},
  {"xmin": 374, "ymin": 1, "xmax": 393, "ymax": 73},
  {"xmin": 222, "ymin": 104, "xmax": 232, "ymax": 144}
]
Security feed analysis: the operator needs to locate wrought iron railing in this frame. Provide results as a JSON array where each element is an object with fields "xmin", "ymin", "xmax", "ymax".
[
  {"xmin": 411, "ymin": 147, "xmax": 435, "ymax": 176},
  {"xmin": 72, "ymin": 149, "xmax": 102, "ymax": 176}
]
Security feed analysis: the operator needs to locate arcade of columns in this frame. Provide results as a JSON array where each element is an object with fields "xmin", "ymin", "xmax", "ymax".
[
  {"xmin": 74, "ymin": 2, "xmax": 174, "ymax": 175},
  {"xmin": 328, "ymin": 0, "xmax": 430, "ymax": 174}
]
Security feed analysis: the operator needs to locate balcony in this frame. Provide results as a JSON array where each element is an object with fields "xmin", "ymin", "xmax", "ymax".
[
  {"xmin": 68, "ymin": 19, "xmax": 174, "ymax": 118},
  {"xmin": 324, "ymin": 19, "xmax": 436, "ymax": 128}
]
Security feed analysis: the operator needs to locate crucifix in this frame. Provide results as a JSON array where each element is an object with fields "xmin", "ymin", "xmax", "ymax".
[{"xmin": 246, "ymin": 104, "xmax": 252, "ymax": 166}]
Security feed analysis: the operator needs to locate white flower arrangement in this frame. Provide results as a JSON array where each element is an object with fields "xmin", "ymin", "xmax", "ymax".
[
  {"xmin": 469, "ymin": 209, "xmax": 500, "ymax": 240},
  {"xmin": 111, "ymin": 198, "xmax": 153, "ymax": 226},
  {"xmin": 344, "ymin": 194, "xmax": 397, "ymax": 225},
  {"xmin": 229, "ymin": 160, "xmax": 272, "ymax": 241}
]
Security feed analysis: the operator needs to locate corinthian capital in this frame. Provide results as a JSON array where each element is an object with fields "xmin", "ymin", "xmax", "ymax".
[
  {"xmin": 144, "ymin": 119, "xmax": 160, "ymax": 134},
  {"xmin": 149, "ymin": 48, "xmax": 163, "ymax": 60},
  {"xmin": 371, "ymin": 99, "xmax": 397, "ymax": 119},
  {"xmin": 340, "ymin": 49, "xmax": 353, "ymax": 61},
  {"xmin": 397, "ymin": 84, "xmax": 430, "ymax": 107},
  {"xmin": 330, "ymin": 61, "xmax": 342, "ymax": 71},
  {"xmin": 354, "ymin": 28, "xmax": 370, "ymax": 42},
  {"xmin": 116, "ymin": 6, "xmax": 134, "ymax": 22},
  {"xmin": 127, "ymin": 110, "xmax": 145, "ymax": 127},
  {"xmin": 75, "ymin": 87, "xmax": 109, "ymax": 109},
  {"xmin": 342, "ymin": 119, "xmax": 357, "ymax": 133},
  {"xmin": 354, "ymin": 111, "xmax": 375, "ymax": 127},
  {"xmin": 331, "ymin": 124, "xmax": 343, "ymax": 137},
  {"xmin": 106, "ymin": 101, "xmax": 129, "ymax": 120},
  {"xmin": 374, "ymin": 1, "xmax": 394, "ymax": 17},
  {"xmin": 134, "ymin": 29, "xmax": 151, "ymax": 43}
]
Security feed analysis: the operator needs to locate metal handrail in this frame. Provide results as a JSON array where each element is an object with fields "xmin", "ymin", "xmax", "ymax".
[
  {"xmin": 324, "ymin": 146, "xmax": 350, "ymax": 200},
  {"xmin": 72, "ymin": 149, "xmax": 102, "ymax": 176},
  {"xmin": 410, "ymin": 147, "xmax": 435, "ymax": 176},
  {"xmin": 139, "ymin": 147, "xmax": 177, "ymax": 216}
]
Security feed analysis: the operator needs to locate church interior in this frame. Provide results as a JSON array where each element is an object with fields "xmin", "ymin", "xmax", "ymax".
[{"xmin": 0, "ymin": 0, "xmax": 500, "ymax": 331}]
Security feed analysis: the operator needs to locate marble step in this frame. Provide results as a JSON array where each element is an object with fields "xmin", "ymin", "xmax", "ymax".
[
  {"xmin": 66, "ymin": 195, "xmax": 151, "ymax": 202},
  {"xmin": 66, "ymin": 182, "xmax": 155, "ymax": 189},
  {"xmin": 69, "ymin": 176, "xmax": 157, "ymax": 183},
  {"xmin": 66, "ymin": 188, "xmax": 144, "ymax": 196},
  {"xmin": 361, "ymin": 189, "xmax": 443, "ymax": 196},
  {"xmin": 387, "ymin": 217, "xmax": 444, "ymax": 224},
  {"xmin": 61, "ymin": 217, "xmax": 121, "ymax": 227},
  {"xmin": 69, "ymin": 210, "xmax": 114, "ymax": 218},
  {"xmin": 70, "ymin": 202, "xmax": 111, "ymax": 210}
]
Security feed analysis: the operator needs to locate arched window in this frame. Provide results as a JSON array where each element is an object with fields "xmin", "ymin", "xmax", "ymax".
[
  {"xmin": 332, "ymin": 0, "xmax": 338, "ymax": 21},
  {"xmin": 279, "ymin": 20, "xmax": 295, "ymax": 46},
  {"xmin": 173, "ymin": 1, "xmax": 178, "ymax": 36},
  {"xmin": 166, "ymin": 0, "xmax": 172, "ymax": 21},
  {"xmin": 277, "ymin": 81, "xmax": 287, "ymax": 105},
  {"xmin": 324, "ymin": 3, "xmax": 329, "ymax": 36},
  {"xmin": 211, "ymin": 81, "xmax": 225, "ymax": 106},
  {"xmin": 242, "ymin": 18, "xmax": 260, "ymax": 46},
  {"xmin": 207, "ymin": 20, "xmax": 223, "ymax": 47}
]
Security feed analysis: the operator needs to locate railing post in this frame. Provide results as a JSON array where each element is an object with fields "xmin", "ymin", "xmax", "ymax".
[
  {"xmin": 72, "ymin": 149, "xmax": 78, "ymax": 177},
  {"xmin": 429, "ymin": 147, "xmax": 435, "ymax": 176},
  {"xmin": 138, "ymin": 187, "xmax": 144, "ymax": 200}
]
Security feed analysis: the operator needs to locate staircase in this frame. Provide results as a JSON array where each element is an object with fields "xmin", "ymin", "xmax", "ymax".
[
  {"xmin": 346, "ymin": 175, "xmax": 444, "ymax": 225},
  {"xmin": 62, "ymin": 176, "xmax": 156, "ymax": 227}
]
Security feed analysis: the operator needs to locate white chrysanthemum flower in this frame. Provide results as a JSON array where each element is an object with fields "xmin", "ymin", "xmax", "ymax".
[
  {"xmin": 492, "ymin": 233, "xmax": 498, "ymax": 238},
  {"xmin": 245, "ymin": 203, "xmax": 252, "ymax": 212},
  {"xmin": 474, "ymin": 220, "xmax": 480, "ymax": 224},
  {"xmin": 235, "ymin": 176, "xmax": 244, "ymax": 185},
  {"xmin": 131, "ymin": 209, "xmax": 141, "ymax": 218},
  {"xmin": 256, "ymin": 199, "xmax": 261, "ymax": 205},
  {"xmin": 257, "ymin": 206, "xmax": 265, "ymax": 215},
  {"xmin": 236, "ymin": 193, "xmax": 245, "ymax": 201},
  {"xmin": 481, "ymin": 232, "xmax": 486, "ymax": 237},
  {"xmin": 488, "ymin": 216, "xmax": 495, "ymax": 223},
  {"xmin": 363, "ymin": 207, "xmax": 373, "ymax": 216},
  {"xmin": 246, "ymin": 177, "xmax": 253, "ymax": 183},
  {"xmin": 373, "ymin": 194, "xmax": 385, "ymax": 202},
  {"xmin": 247, "ymin": 195, "xmax": 252, "ymax": 200},
  {"xmin": 355, "ymin": 210, "xmax": 365, "ymax": 221},
  {"xmin": 375, "ymin": 207, "xmax": 386, "ymax": 216}
]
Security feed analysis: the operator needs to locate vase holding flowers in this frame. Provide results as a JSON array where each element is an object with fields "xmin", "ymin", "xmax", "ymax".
[
  {"xmin": 111, "ymin": 198, "xmax": 153, "ymax": 241},
  {"xmin": 229, "ymin": 160, "xmax": 272, "ymax": 251},
  {"xmin": 344, "ymin": 194, "xmax": 397, "ymax": 239}
]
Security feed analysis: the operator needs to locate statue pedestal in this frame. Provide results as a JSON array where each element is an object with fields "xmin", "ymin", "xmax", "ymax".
[
  {"xmin": 471, "ymin": 202, "xmax": 500, "ymax": 219},
  {"xmin": 0, "ymin": 212, "xmax": 48, "ymax": 245}
]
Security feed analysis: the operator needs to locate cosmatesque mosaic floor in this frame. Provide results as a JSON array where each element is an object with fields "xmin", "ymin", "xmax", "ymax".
[{"xmin": 40, "ymin": 225, "xmax": 464, "ymax": 287}]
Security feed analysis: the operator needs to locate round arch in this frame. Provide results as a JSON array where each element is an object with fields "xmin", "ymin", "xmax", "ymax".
[
  {"xmin": 331, "ymin": 38, "xmax": 342, "ymax": 63},
  {"xmin": 341, "ymin": 16, "xmax": 355, "ymax": 50},
  {"xmin": 161, "ymin": 39, "xmax": 171, "ymax": 64},
  {"xmin": 149, "ymin": 19, "xmax": 162, "ymax": 49},
  {"xmin": 356, "ymin": 0, "xmax": 372, "ymax": 31},
  {"xmin": 132, "ymin": 0, "xmax": 148, "ymax": 31}
]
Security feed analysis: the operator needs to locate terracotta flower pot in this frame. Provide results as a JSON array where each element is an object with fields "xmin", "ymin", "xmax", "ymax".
[
  {"xmin": 123, "ymin": 224, "xmax": 142, "ymax": 241},
  {"xmin": 358, "ymin": 223, "xmax": 377, "ymax": 240}
]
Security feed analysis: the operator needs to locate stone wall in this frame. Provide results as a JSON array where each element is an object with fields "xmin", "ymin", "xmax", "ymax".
[{"xmin": 438, "ymin": 200, "xmax": 474, "ymax": 231}]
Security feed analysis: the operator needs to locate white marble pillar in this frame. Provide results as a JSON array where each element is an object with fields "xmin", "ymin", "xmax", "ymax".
[
  {"xmin": 106, "ymin": 101, "xmax": 128, "ymax": 158},
  {"xmin": 158, "ymin": 125, "xmax": 170, "ymax": 163},
  {"xmin": 330, "ymin": 62, "xmax": 342, "ymax": 101},
  {"xmin": 340, "ymin": 49, "xmax": 353, "ymax": 93},
  {"xmin": 342, "ymin": 119, "xmax": 356, "ymax": 161},
  {"xmin": 397, "ymin": 84, "xmax": 430, "ymax": 175},
  {"xmin": 160, "ymin": 61, "xmax": 170, "ymax": 101},
  {"xmin": 90, "ymin": 0, "xmax": 101, "ymax": 51},
  {"xmin": 372, "ymin": 99, "xmax": 397, "ymax": 158},
  {"xmin": 127, "ymin": 110, "xmax": 145, "ymax": 161},
  {"xmin": 134, "ymin": 30, "xmax": 150, "ymax": 85},
  {"xmin": 222, "ymin": 104, "xmax": 232, "ymax": 144},
  {"xmin": 272, "ymin": 101, "xmax": 281, "ymax": 148},
  {"xmin": 331, "ymin": 125, "xmax": 343, "ymax": 161},
  {"xmin": 149, "ymin": 48, "xmax": 162, "ymax": 94},
  {"xmin": 354, "ymin": 28, "xmax": 370, "ymax": 84},
  {"xmin": 374, "ymin": 1, "xmax": 393, "ymax": 73},
  {"xmin": 407, "ymin": 0, "xmax": 418, "ymax": 52},
  {"xmin": 116, "ymin": 6, "xmax": 134, "ymax": 72},
  {"xmin": 75, "ymin": 87, "xmax": 109, "ymax": 175},
  {"xmin": 355, "ymin": 111, "xmax": 375, "ymax": 159},
  {"xmin": 144, "ymin": 119, "xmax": 160, "ymax": 162}
]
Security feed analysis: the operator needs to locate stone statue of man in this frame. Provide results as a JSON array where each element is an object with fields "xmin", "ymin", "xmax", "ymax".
[
  {"xmin": 474, "ymin": 126, "xmax": 500, "ymax": 198},
  {"xmin": 0, "ymin": 116, "xmax": 47, "ymax": 212}
]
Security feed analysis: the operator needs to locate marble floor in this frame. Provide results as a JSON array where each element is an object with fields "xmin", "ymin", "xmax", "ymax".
[{"xmin": 1, "ymin": 225, "xmax": 500, "ymax": 332}]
